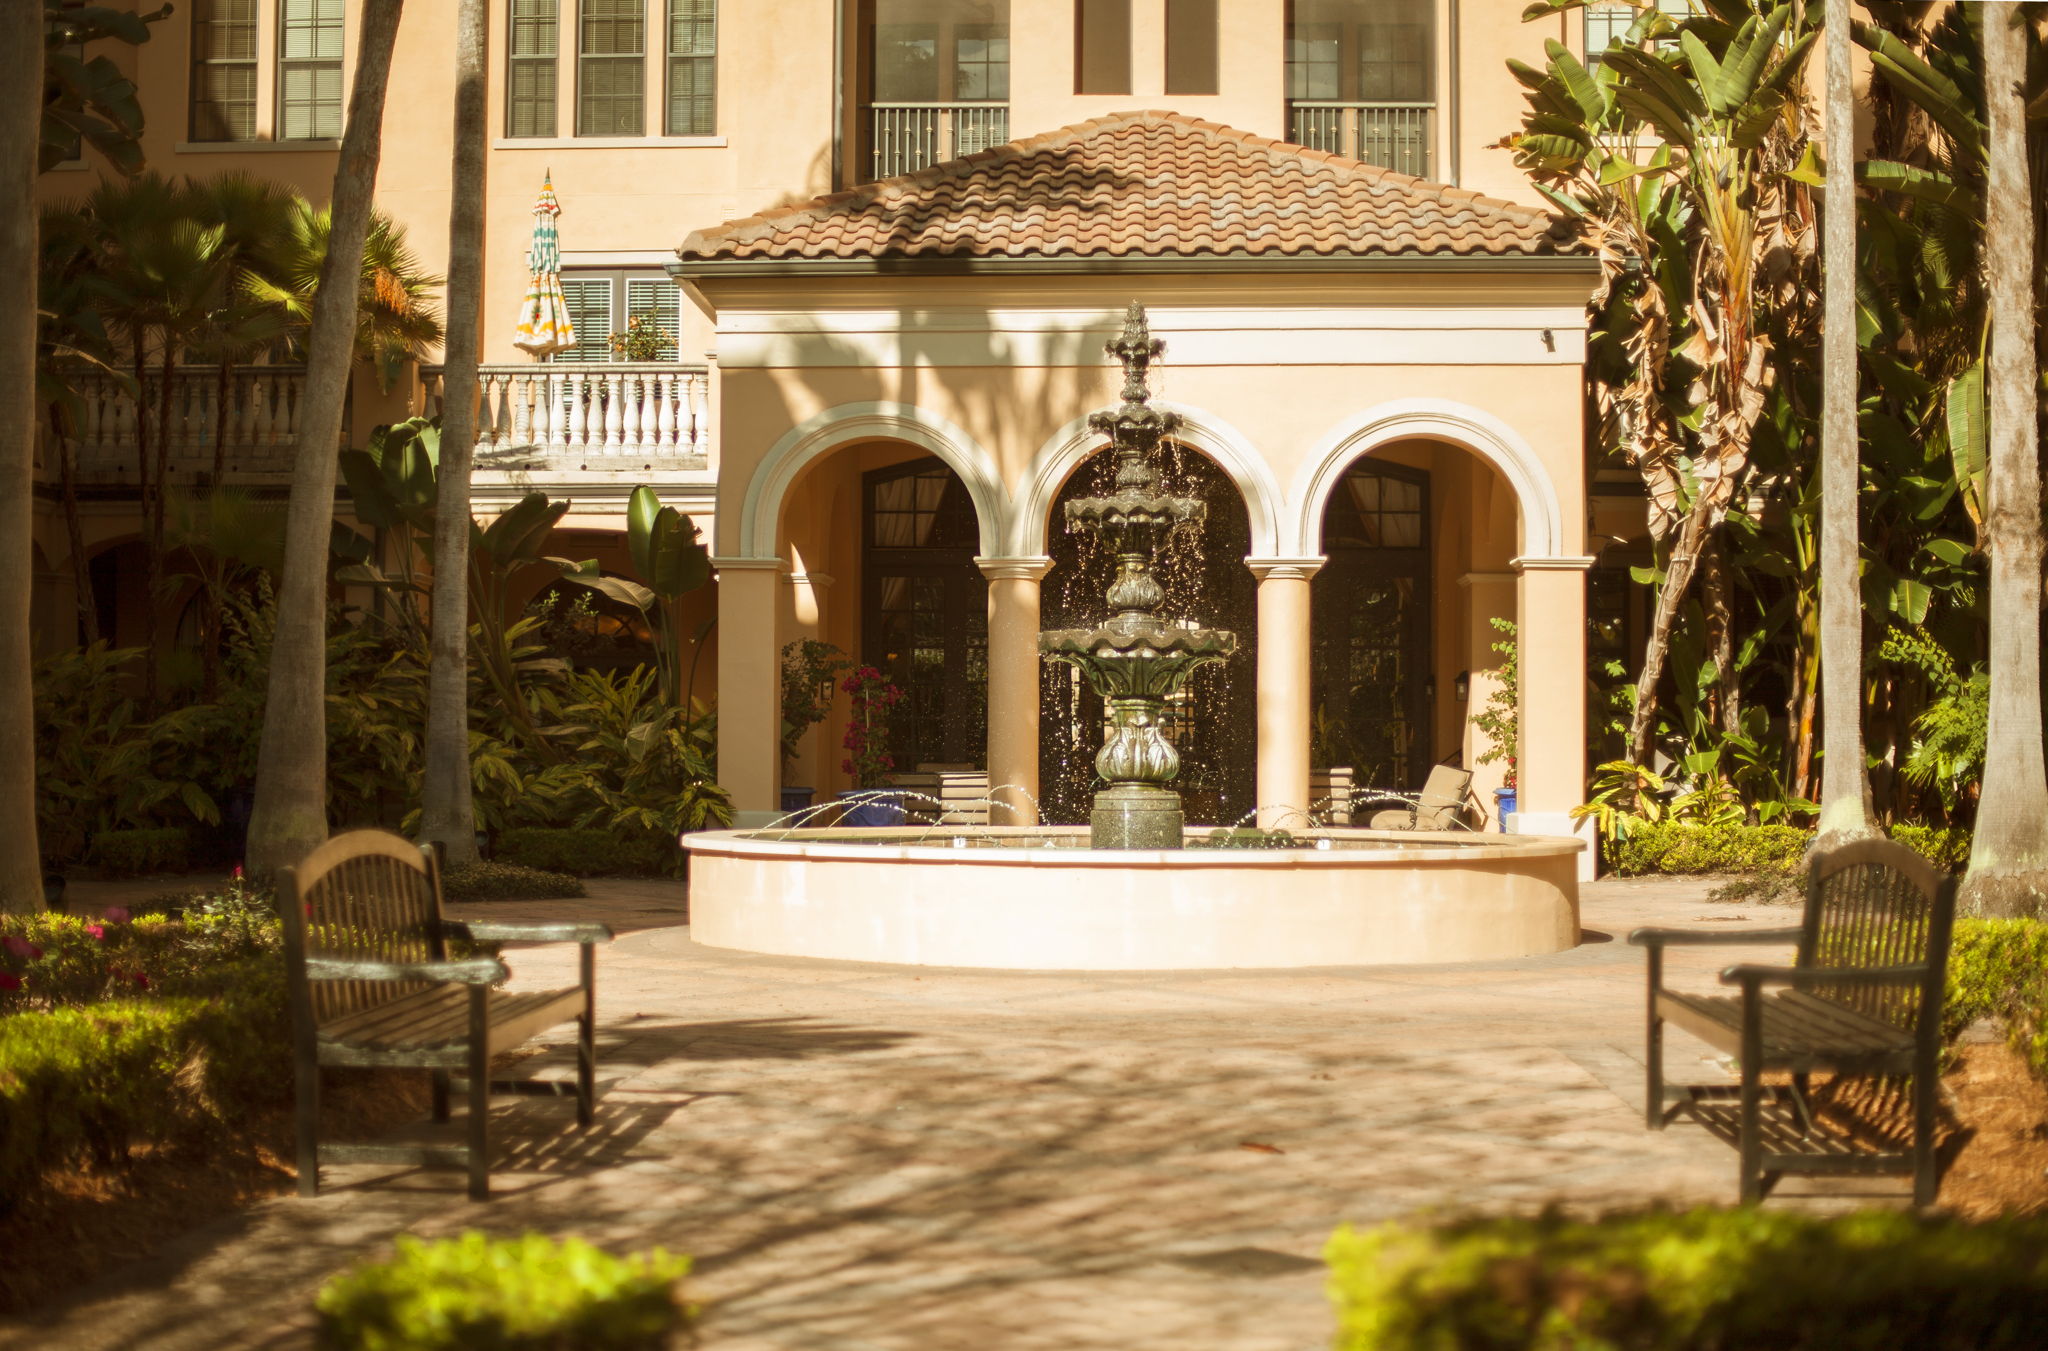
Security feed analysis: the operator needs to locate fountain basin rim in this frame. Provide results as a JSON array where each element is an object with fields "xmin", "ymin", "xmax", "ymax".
[{"xmin": 684, "ymin": 825, "xmax": 1584, "ymax": 868}]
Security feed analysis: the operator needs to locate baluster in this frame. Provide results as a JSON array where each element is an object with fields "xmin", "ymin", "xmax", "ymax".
[
  {"xmin": 638, "ymin": 370, "xmax": 661, "ymax": 451},
  {"xmin": 688, "ymin": 372, "xmax": 709, "ymax": 458},
  {"xmin": 508, "ymin": 369, "xmax": 532, "ymax": 448},
  {"xmin": 602, "ymin": 369, "xmax": 624, "ymax": 449},
  {"xmin": 80, "ymin": 374, "xmax": 105, "ymax": 447},
  {"xmin": 619, "ymin": 369, "xmax": 642, "ymax": 448},
  {"xmin": 655, "ymin": 371, "xmax": 677, "ymax": 449},
  {"xmin": 252, "ymin": 372, "xmax": 277, "ymax": 445},
  {"xmin": 284, "ymin": 372, "xmax": 304, "ymax": 443},
  {"xmin": 566, "ymin": 369, "xmax": 588, "ymax": 448},
  {"xmin": 537, "ymin": 369, "xmax": 560, "ymax": 448},
  {"xmin": 237, "ymin": 369, "xmax": 260, "ymax": 449},
  {"xmin": 114, "ymin": 378, "xmax": 137, "ymax": 448},
  {"xmin": 480, "ymin": 370, "xmax": 503, "ymax": 449}
]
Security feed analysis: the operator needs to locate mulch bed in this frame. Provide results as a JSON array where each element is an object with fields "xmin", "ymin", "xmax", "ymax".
[
  {"xmin": 1939, "ymin": 1041, "xmax": 2048, "ymax": 1218},
  {"xmin": 0, "ymin": 1069, "xmax": 431, "ymax": 1315}
]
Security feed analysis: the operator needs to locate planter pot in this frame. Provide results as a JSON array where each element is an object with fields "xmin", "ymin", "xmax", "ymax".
[
  {"xmin": 781, "ymin": 786, "xmax": 816, "ymax": 815},
  {"xmin": 836, "ymin": 789, "xmax": 907, "ymax": 828},
  {"xmin": 1493, "ymin": 786, "xmax": 1517, "ymax": 833}
]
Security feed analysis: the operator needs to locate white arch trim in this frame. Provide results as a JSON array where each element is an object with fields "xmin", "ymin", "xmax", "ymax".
[
  {"xmin": 734, "ymin": 401, "xmax": 1008, "ymax": 559},
  {"xmin": 1293, "ymin": 398, "xmax": 1566, "ymax": 561},
  {"xmin": 1008, "ymin": 401, "xmax": 1284, "ymax": 558}
]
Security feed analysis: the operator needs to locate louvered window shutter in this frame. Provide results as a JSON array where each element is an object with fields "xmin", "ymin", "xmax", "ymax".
[
  {"xmin": 559, "ymin": 278, "xmax": 615, "ymax": 361},
  {"xmin": 625, "ymin": 280, "xmax": 682, "ymax": 359}
]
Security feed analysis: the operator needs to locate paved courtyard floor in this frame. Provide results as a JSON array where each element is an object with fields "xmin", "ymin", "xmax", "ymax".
[{"xmin": 4, "ymin": 875, "xmax": 1875, "ymax": 1350}]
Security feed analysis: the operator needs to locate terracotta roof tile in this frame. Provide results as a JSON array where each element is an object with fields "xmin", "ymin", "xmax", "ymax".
[{"xmin": 677, "ymin": 111, "xmax": 1584, "ymax": 264}]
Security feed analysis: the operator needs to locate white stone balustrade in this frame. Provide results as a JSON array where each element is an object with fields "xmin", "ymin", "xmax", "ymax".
[
  {"xmin": 422, "ymin": 363, "xmax": 712, "ymax": 465},
  {"xmin": 52, "ymin": 364, "xmax": 307, "ymax": 478}
]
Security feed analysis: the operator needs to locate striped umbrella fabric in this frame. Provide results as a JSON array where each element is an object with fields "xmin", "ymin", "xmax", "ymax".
[{"xmin": 513, "ymin": 173, "xmax": 575, "ymax": 357}]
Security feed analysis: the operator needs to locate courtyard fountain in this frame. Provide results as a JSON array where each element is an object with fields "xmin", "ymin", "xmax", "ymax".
[
  {"xmin": 682, "ymin": 303, "xmax": 1585, "ymax": 970},
  {"xmin": 1040, "ymin": 304, "xmax": 1237, "ymax": 849}
]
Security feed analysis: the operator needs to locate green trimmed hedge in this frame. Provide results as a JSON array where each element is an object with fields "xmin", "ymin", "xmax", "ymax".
[
  {"xmin": 1326, "ymin": 1208, "xmax": 2048, "ymax": 1351},
  {"xmin": 86, "ymin": 827, "xmax": 192, "ymax": 876},
  {"xmin": 315, "ymin": 1232, "xmax": 691, "ymax": 1351},
  {"xmin": 1606, "ymin": 823, "xmax": 1973, "ymax": 877},
  {"xmin": 495, "ymin": 828, "xmax": 671, "ymax": 877},
  {"xmin": 1947, "ymin": 918, "xmax": 2048, "ymax": 1079},
  {"xmin": 440, "ymin": 862, "xmax": 587, "ymax": 903}
]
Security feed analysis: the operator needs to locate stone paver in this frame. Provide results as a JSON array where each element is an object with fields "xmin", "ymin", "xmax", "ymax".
[{"xmin": 4, "ymin": 876, "xmax": 1840, "ymax": 1351}]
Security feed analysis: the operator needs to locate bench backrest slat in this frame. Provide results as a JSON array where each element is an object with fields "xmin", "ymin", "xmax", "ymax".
[
  {"xmin": 1800, "ymin": 837, "xmax": 1952, "ymax": 1035},
  {"xmin": 281, "ymin": 830, "xmax": 448, "ymax": 1024}
]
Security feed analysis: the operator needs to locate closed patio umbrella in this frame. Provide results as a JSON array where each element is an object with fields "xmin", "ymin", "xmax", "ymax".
[{"xmin": 512, "ymin": 171, "xmax": 575, "ymax": 357}]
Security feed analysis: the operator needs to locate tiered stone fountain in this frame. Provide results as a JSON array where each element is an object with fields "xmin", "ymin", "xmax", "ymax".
[{"xmin": 1040, "ymin": 304, "xmax": 1237, "ymax": 848}]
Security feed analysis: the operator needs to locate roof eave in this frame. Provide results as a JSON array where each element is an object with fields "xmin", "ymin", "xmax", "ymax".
[{"xmin": 667, "ymin": 252, "xmax": 1599, "ymax": 281}]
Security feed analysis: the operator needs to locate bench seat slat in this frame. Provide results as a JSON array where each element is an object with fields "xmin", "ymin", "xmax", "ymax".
[
  {"xmin": 1657, "ymin": 989, "xmax": 1915, "ymax": 1074},
  {"xmin": 320, "ymin": 986, "xmax": 582, "ymax": 1056}
]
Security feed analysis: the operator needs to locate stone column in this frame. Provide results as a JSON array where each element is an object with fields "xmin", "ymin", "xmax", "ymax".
[
  {"xmin": 1512, "ymin": 555, "xmax": 1595, "ymax": 869},
  {"xmin": 1248, "ymin": 558, "xmax": 1325, "ymax": 830},
  {"xmin": 713, "ymin": 556, "xmax": 785, "ymax": 827},
  {"xmin": 977, "ymin": 556, "xmax": 1053, "ymax": 826}
]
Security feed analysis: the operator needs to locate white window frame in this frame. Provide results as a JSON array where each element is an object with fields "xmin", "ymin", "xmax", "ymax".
[
  {"xmin": 500, "ymin": 0, "xmax": 723, "ymax": 146},
  {"xmin": 276, "ymin": 0, "xmax": 345, "ymax": 142},
  {"xmin": 554, "ymin": 270, "xmax": 684, "ymax": 363}
]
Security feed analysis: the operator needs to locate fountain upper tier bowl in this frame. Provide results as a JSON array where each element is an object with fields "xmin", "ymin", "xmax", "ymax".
[{"xmin": 682, "ymin": 826, "xmax": 1584, "ymax": 971}]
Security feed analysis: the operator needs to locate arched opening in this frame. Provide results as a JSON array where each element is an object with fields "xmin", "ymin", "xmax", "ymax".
[
  {"xmin": 1310, "ymin": 438, "xmax": 1519, "ymax": 815},
  {"xmin": 1039, "ymin": 440, "xmax": 1257, "ymax": 826}
]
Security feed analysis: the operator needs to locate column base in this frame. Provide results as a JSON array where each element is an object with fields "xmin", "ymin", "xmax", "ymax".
[
  {"xmin": 1506, "ymin": 811, "xmax": 1596, "ymax": 881},
  {"xmin": 1092, "ymin": 785, "xmax": 1185, "ymax": 850}
]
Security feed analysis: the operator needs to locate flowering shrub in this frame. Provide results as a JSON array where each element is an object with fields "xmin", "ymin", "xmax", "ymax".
[{"xmin": 839, "ymin": 665, "xmax": 905, "ymax": 789}]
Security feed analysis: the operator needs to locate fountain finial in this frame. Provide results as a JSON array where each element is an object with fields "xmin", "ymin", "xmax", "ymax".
[{"xmin": 1087, "ymin": 302, "xmax": 1182, "ymax": 493}]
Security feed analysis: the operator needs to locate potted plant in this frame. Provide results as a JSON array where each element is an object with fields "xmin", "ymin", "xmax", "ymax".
[
  {"xmin": 1470, "ymin": 618, "xmax": 1517, "ymax": 831},
  {"xmin": 837, "ymin": 664, "xmax": 907, "ymax": 827},
  {"xmin": 605, "ymin": 315, "xmax": 677, "ymax": 362},
  {"xmin": 779, "ymin": 639, "xmax": 850, "ymax": 814}
]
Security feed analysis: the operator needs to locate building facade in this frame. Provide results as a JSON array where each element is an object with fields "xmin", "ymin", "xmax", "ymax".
[{"xmin": 35, "ymin": 1, "xmax": 1673, "ymax": 861}]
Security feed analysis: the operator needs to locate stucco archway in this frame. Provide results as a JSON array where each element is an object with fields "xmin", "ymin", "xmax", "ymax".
[
  {"xmin": 730, "ymin": 401, "xmax": 1008, "ymax": 560},
  {"xmin": 1292, "ymin": 398, "xmax": 1567, "ymax": 562},
  {"xmin": 1009, "ymin": 402, "xmax": 1283, "ymax": 559}
]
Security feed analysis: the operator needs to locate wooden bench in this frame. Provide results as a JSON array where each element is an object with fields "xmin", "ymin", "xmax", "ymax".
[
  {"xmin": 279, "ymin": 829, "xmax": 613, "ymax": 1200},
  {"xmin": 1630, "ymin": 837, "xmax": 1955, "ymax": 1204}
]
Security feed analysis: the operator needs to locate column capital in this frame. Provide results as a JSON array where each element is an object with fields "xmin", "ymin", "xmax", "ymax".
[
  {"xmin": 1457, "ymin": 570, "xmax": 1517, "ymax": 590},
  {"xmin": 710, "ymin": 555, "xmax": 785, "ymax": 572},
  {"xmin": 784, "ymin": 570, "xmax": 835, "ymax": 589},
  {"xmin": 1511, "ymin": 554, "xmax": 1597, "ymax": 572},
  {"xmin": 975, "ymin": 555, "xmax": 1054, "ymax": 582},
  {"xmin": 1245, "ymin": 555, "xmax": 1327, "ymax": 582}
]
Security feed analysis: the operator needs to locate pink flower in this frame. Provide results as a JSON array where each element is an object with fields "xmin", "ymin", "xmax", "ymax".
[
  {"xmin": 0, "ymin": 973, "xmax": 20, "ymax": 992},
  {"xmin": 133, "ymin": 973, "xmax": 151, "ymax": 989},
  {"xmin": 232, "ymin": 865, "xmax": 244, "ymax": 880},
  {"xmin": 102, "ymin": 906, "xmax": 130, "ymax": 924},
  {"xmin": 85, "ymin": 924, "xmax": 105, "ymax": 941},
  {"xmin": 2, "ymin": 935, "xmax": 38, "ymax": 959}
]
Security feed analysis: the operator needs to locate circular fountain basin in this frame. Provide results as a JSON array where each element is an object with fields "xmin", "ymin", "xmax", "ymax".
[{"xmin": 683, "ymin": 826, "xmax": 1584, "ymax": 971}]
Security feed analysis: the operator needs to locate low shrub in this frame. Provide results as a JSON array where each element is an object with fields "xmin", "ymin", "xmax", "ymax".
[
  {"xmin": 1892, "ymin": 824, "xmax": 1973, "ymax": 871},
  {"xmin": 441, "ymin": 862, "xmax": 586, "ymax": 903},
  {"xmin": 1326, "ymin": 1207, "xmax": 2048, "ymax": 1351},
  {"xmin": 496, "ymin": 828, "xmax": 670, "ymax": 877},
  {"xmin": 87, "ymin": 827, "xmax": 192, "ymax": 877},
  {"xmin": 314, "ymin": 1231, "xmax": 691, "ymax": 1351},
  {"xmin": 1606, "ymin": 823, "xmax": 1809, "ymax": 876},
  {"xmin": 1946, "ymin": 918, "xmax": 2048, "ymax": 1080}
]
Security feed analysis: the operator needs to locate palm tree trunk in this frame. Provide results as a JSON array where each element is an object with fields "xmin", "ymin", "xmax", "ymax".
[
  {"xmin": 1817, "ymin": 0, "xmax": 1873, "ymax": 842},
  {"xmin": 51, "ymin": 411, "xmax": 97, "ymax": 645},
  {"xmin": 1962, "ymin": 1, "xmax": 2048, "ymax": 918},
  {"xmin": 1627, "ymin": 496, "xmax": 1716, "ymax": 764},
  {"xmin": 245, "ymin": 0, "xmax": 407, "ymax": 876},
  {"xmin": 0, "ymin": 8, "xmax": 44, "ymax": 913},
  {"xmin": 420, "ymin": 0, "xmax": 487, "ymax": 867},
  {"xmin": 147, "ymin": 343, "xmax": 177, "ymax": 704}
]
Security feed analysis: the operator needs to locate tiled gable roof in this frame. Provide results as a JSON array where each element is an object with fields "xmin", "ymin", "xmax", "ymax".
[{"xmin": 678, "ymin": 111, "xmax": 1582, "ymax": 264}]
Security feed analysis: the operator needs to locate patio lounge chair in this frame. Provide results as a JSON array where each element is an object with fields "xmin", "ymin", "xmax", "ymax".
[{"xmin": 1363, "ymin": 764, "xmax": 1473, "ymax": 831}]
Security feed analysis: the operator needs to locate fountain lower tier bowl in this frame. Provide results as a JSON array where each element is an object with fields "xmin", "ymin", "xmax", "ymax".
[{"xmin": 683, "ymin": 827, "xmax": 1584, "ymax": 971}]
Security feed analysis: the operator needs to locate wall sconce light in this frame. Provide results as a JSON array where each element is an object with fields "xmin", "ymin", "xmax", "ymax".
[
  {"xmin": 1424, "ymin": 676, "xmax": 1437, "ymax": 701},
  {"xmin": 1454, "ymin": 671, "xmax": 1470, "ymax": 703}
]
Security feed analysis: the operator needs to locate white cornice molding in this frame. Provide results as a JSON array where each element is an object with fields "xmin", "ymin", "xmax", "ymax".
[
  {"xmin": 1512, "ymin": 555, "xmax": 1597, "ymax": 572},
  {"xmin": 974, "ymin": 555, "xmax": 1055, "ymax": 582}
]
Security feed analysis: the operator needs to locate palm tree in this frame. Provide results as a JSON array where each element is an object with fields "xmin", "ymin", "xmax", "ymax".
[
  {"xmin": 184, "ymin": 172, "xmax": 298, "ymax": 483},
  {"xmin": 243, "ymin": 198, "xmax": 443, "ymax": 394},
  {"xmin": 1, "ymin": 7, "xmax": 43, "ymax": 913},
  {"xmin": 420, "ymin": 0, "xmax": 489, "ymax": 866},
  {"xmin": 245, "ymin": 0, "xmax": 410, "ymax": 877},
  {"xmin": 1816, "ymin": 0, "xmax": 1873, "ymax": 842},
  {"xmin": 1961, "ymin": 1, "xmax": 2048, "ymax": 918}
]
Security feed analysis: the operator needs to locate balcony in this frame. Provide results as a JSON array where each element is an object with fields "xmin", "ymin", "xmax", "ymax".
[
  {"xmin": 1287, "ymin": 101, "xmax": 1435, "ymax": 180},
  {"xmin": 868, "ymin": 102, "xmax": 1010, "ymax": 180},
  {"xmin": 421, "ymin": 363, "xmax": 712, "ymax": 470},
  {"xmin": 49, "ymin": 365, "xmax": 309, "ymax": 483}
]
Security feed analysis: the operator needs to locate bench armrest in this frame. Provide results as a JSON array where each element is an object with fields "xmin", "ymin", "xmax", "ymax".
[
  {"xmin": 304, "ymin": 955, "xmax": 508, "ymax": 985},
  {"xmin": 1629, "ymin": 925, "xmax": 1804, "ymax": 948},
  {"xmin": 443, "ymin": 920, "xmax": 614, "ymax": 945},
  {"xmin": 1718, "ymin": 961, "xmax": 1930, "ymax": 989}
]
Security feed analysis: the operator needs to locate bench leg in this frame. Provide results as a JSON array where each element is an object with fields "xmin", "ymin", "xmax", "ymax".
[
  {"xmin": 295, "ymin": 1051, "xmax": 320, "ymax": 1198},
  {"xmin": 467, "ymin": 987, "xmax": 490, "ymax": 1201},
  {"xmin": 1644, "ymin": 951, "xmax": 1666, "ymax": 1130},
  {"xmin": 1738, "ymin": 987, "xmax": 1764, "ymax": 1203},
  {"xmin": 578, "ymin": 942, "xmax": 596, "ymax": 1129},
  {"xmin": 431, "ymin": 1070, "xmax": 450, "ymax": 1124},
  {"xmin": 1912, "ymin": 1058, "xmax": 1940, "ymax": 1207}
]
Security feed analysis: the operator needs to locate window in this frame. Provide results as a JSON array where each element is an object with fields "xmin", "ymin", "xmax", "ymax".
[
  {"xmin": 954, "ymin": 25, "xmax": 1008, "ymax": 101},
  {"xmin": 508, "ymin": 0, "xmax": 559, "ymax": 137},
  {"xmin": 1585, "ymin": 1, "xmax": 1689, "ymax": 66},
  {"xmin": 1286, "ymin": 25, "xmax": 1339, "ymax": 100},
  {"xmin": 579, "ymin": 0, "xmax": 647, "ymax": 137},
  {"xmin": 860, "ymin": 3, "xmax": 1010, "ymax": 179},
  {"xmin": 1356, "ymin": 3, "xmax": 1432, "ymax": 102},
  {"xmin": 666, "ymin": 0, "xmax": 716, "ymax": 136},
  {"xmin": 191, "ymin": 0, "xmax": 259, "ymax": 141},
  {"xmin": 1285, "ymin": 1, "xmax": 1435, "ymax": 176},
  {"xmin": 1074, "ymin": 0, "xmax": 1131, "ymax": 96},
  {"xmin": 1164, "ymin": 0, "xmax": 1217, "ymax": 97},
  {"xmin": 278, "ymin": 0, "xmax": 344, "ymax": 140},
  {"xmin": 556, "ymin": 273, "xmax": 682, "ymax": 362}
]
